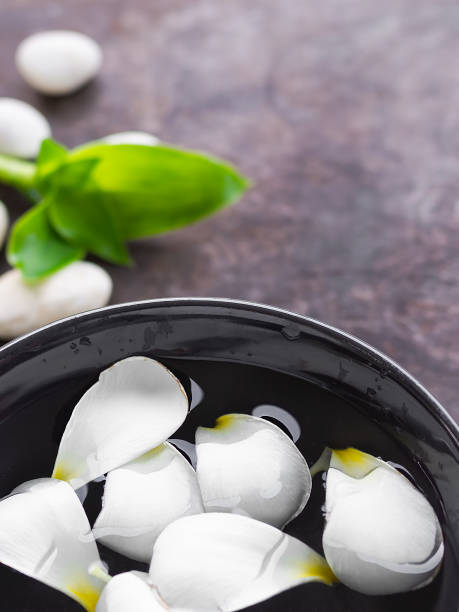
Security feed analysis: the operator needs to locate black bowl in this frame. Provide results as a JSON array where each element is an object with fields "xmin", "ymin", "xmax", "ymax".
[{"xmin": 0, "ymin": 298, "xmax": 457, "ymax": 612}]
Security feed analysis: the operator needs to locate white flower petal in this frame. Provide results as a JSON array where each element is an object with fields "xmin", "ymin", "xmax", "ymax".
[
  {"xmin": 128, "ymin": 570, "xmax": 151, "ymax": 583},
  {"xmin": 0, "ymin": 478, "xmax": 107, "ymax": 611},
  {"xmin": 149, "ymin": 513, "xmax": 335, "ymax": 611},
  {"xmin": 323, "ymin": 448, "xmax": 444, "ymax": 595},
  {"xmin": 53, "ymin": 356, "xmax": 188, "ymax": 488},
  {"xmin": 196, "ymin": 414, "xmax": 311, "ymax": 528},
  {"xmin": 329, "ymin": 446, "xmax": 384, "ymax": 478},
  {"xmin": 309, "ymin": 447, "xmax": 332, "ymax": 477},
  {"xmin": 101, "ymin": 132, "xmax": 160, "ymax": 146},
  {"xmin": 96, "ymin": 572, "xmax": 167, "ymax": 612},
  {"xmin": 93, "ymin": 442, "xmax": 203, "ymax": 562}
]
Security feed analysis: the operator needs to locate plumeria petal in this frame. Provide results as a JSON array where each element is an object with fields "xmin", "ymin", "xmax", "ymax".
[
  {"xmin": 0, "ymin": 478, "xmax": 107, "ymax": 611},
  {"xmin": 52, "ymin": 357, "xmax": 188, "ymax": 488},
  {"xmin": 323, "ymin": 448, "xmax": 444, "ymax": 595},
  {"xmin": 93, "ymin": 442, "xmax": 204, "ymax": 562},
  {"xmin": 309, "ymin": 447, "xmax": 332, "ymax": 477},
  {"xmin": 149, "ymin": 513, "xmax": 336, "ymax": 611},
  {"xmin": 96, "ymin": 572, "xmax": 167, "ymax": 612},
  {"xmin": 310, "ymin": 446, "xmax": 398, "ymax": 478},
  {"xmin": 196, "ymin": 414, "xmax": 311, "ymax": 528},
  {"xmin": 329, "ymin": 447, "xmax": 384, "ymax": 478}
]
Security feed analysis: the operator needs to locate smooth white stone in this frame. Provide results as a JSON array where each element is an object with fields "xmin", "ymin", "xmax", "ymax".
[
  {"xmin": 0, "ymin": 261, "xmax": 112, "ymax": 339},
  {"xmin": 101, "ymin": 132, "xmax": 160, "ymax": 146},
  {"xmin": 0, "ymin": 201, "xmax": 8, "ymax": 249},
  {"xmin": 16, "ymin": 30, "xmax": 102, "ymax": 96},
  {"xmin": 0, "ymin": 98, "xmax": 51, "ymax": 158}
]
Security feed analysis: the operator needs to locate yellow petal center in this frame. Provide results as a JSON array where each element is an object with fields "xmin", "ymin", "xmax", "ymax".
[
  {"xmin": 296, "ymin": 559, "xmax": 338, "ymax": 586},
  {"xmin": 137, "ymin": 444, "xmax": 167, "ymax": 462},
  {"xmin": 214, "ymin": 414, "xmax": 237, "ymax": 430},
  {"xmin": 332, "ymin": 447, "xmax": 369, "ymax": 467},
  {"xmin": 52, "ymin": 463, "xmax": 74, "ymax": 482},
  {"xmin": 330, "ymin": 447, "xmax": 382, "ymax": 479},
  {"xmin": 67, "ymin": 578, "xmax": 102, "ymax": 612}
]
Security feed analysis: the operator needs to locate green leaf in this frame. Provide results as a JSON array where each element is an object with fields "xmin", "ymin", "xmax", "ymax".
[
  {"xmin": 36, "ymin": 139, "xmax": 67, "ymax": 169},
  {"xmin": 54, "ymin": 144, "xmax": 250, "ymax": 240},
  {"xmin": 35, "ymin": 139, "xmax": 68, "ymax": 193},
  {"xmin": 48, "ymin": 158, "xmax": 100, "ymax": 188},
  {"xmin": 48, "ymin": 187, "xmax": 132, "ymax": 265},
  {"xmin": 7, "ymin": 201, "xmax": 85, "ymax": 282},
  {"xmin": 41, "ymin": 152, "xmax": 131, "ymax": 265}
]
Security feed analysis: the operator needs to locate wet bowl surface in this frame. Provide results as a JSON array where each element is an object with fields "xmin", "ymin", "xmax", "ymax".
[{"xmin": 0, "ymin": 298, "xmax": 457, "ymax": 612}]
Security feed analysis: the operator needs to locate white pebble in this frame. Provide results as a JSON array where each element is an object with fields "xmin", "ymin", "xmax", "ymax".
[
  {"xmin": 0, "ymin": 201, "xmax": 9, "ymax": 249},
  {"xmin": 0, "ymin": 98, "xmax": 51, "ymax": 158},
  {"xmin": 0, "ymin": 261, "xmax": 112, "ymax": 339},
  {"xmin": 101, "ymin": 131, "xmax": 160, "ymax": 146},
  {"xmin": 16, "ymin": 30, "xmax": 102, "ymax": 96}
]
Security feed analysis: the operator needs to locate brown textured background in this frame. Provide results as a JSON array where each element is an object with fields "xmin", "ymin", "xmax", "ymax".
[{"xmin": 0, "ymin": 0, "xmax": 458, "ymax": 422}]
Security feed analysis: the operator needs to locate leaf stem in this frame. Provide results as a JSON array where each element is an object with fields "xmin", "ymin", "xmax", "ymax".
[{"xmin": 0, "ymin": 153, "xmax": 36, "ymax": 193}]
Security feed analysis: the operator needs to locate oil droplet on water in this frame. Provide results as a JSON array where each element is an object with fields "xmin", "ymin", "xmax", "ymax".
[
  {"xmin": 169, "ymin": 439, "xmax": 197, "ymax": 467},
  {"xmin": 189, "ymin": 378, "xmax": 204, "ymax": 410},
  {"xmin": 76, "ymin": 484, "xmax": 88, "ymax": 504},
  {"xmin": 281, "ymin": 324, "xmax": 301, "ymax": 340},
  {"xmin": 252, "ymin": 404, "xmax": 301, "ymax": 442}
]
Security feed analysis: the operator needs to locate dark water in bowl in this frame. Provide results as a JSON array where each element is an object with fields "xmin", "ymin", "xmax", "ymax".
[{"xmin": 0, "ymin": 358, "xmax": 456, "ymax": 612}]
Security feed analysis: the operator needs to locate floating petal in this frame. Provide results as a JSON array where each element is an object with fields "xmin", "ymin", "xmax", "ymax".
[
  {"xmin": 96, "ymin": 572, "xmax": 167, "ymax": 612},
  {"xmin": 329, "ymin": 446, "xmax": 384, "ymax": 478},
  {"xmin": 196, "ymin": 413, "xmax": 311, "ymax": 528},
  {"xmin": 0, "ymin": 478, "xmax": 107, "ymax": 611},
  {"xmin": 309, "ymin": 447, "xmax": 332, "ymax": 477},
  {"xmin": 150, "ymin": 512, "xmax": 335, "ymax": 611},
  {"xmin": 311, "ymin": 446, "xmax": 386, "ymax": 478},
  {"xmin": 323, "ymin": 448, "xmax": 444, "ymax": 595},
  {"xmin": 93, "ymin": 442, "xmax": 203, "ymax": 562},
  {"xmin": 52, "ymin": 356, "xmax": 188, "ymax": 488}
]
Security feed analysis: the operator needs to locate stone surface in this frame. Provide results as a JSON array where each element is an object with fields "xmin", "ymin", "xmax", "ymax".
[{"xmin": 0, "ymin": 0, "xmax": 458, "ymax": 421}]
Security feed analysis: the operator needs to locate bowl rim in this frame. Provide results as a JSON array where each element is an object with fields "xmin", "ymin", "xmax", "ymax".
[{"xmin": 0, "ymin": 296, "xmax": 457, "ymax": 440}]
